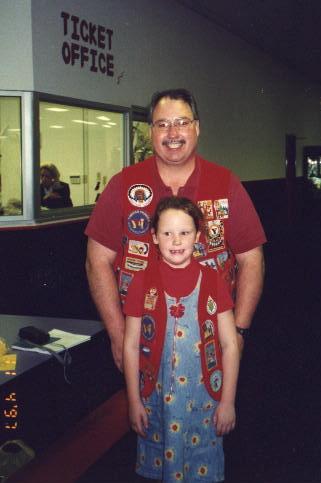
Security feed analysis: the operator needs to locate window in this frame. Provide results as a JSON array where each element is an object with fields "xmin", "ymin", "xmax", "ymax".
[
  {"xmin": 39, "ymin": 101, "xmax": 125, "ymax": 209},
  {"xmin": 131, "ymin": 106, "xmax": 153, "ymax": 163},
  {"xmin": 0, "ymin": 97, "xmax": 22, "ymax": 216},
  {"xmin": 132, "ymin": 121, "xmax": 152, "ymax": 163}
]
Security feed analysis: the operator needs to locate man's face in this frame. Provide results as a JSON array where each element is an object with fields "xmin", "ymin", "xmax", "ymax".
[{"xmin": 150, "ymin": 97, "xmax": 200, "ymax": 167}]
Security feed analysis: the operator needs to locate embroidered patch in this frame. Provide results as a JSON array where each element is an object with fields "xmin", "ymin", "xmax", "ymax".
[
  {"xmin": 199, "ymin": 258, "xmax": 217, "ymax": 270},
  {"xmin": 128, "ymin": 210, "xmax": 150, "ymax": 235},
  {"xmin": 119, "ymin": 271, "xmax": 133, "ymax": 296},
  {"xmin": 210, "ymin": 369, "xmax": 222, "ymax": 393},
  {"xmin": 193, "ymin": 242, "xmax": 207, "ymax": 258},
  {"xmin": 216, "ymin": 250, "xmax": 229, "ymax": 270},
  {"xmin": 125, "ymin": 257, "xmax": 148, "ymax": 271},
  {"xmin": 205, "ymin": 341, "xmax": 217, "ymax": 370},
  {"xmin": 205, "ymin": 220, "xmax": 225, "ymax": 252},
  {"xmin": 214, "ymin": 199, "xmax": 229, "ymax": 219},
  {"xmin": 128, "ymin": 239, "xmax": 150, "ymax": 257},
  {"xmin": 144, "ymin": 287, "xmax": 158, "ymax": 310},
  {"xmin": 142, "ymin": 315, "xmax": 155, "ymax": 340},
  {"xmin": 128, "ymin": 184, "xmax": 153, "ymax": 207},
  {"xmin": 206, "ymin": 296, "xmax": 217, "ymax": 315},
  {"xmin": 202, "ymin": 319, "xmax": 215, "ymax": 340},
  {"xmin": 197, "ymin": 199, "xmax": 214, "ymax": 219}
]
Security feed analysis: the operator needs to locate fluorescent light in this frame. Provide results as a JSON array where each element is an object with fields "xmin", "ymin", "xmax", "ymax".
[
  {"xmin": 72, "ymin": 120, "xmax": 98, "ymax": 125},
  {"xmin": 45, "ymin": 107, "xmax": 69, "ymax": 112},
  {"xmin": 97, "ymin": 116, "xmax": 111, "ymax": 121},
  {"xmin": 50, "ymin": 125, "xmax": 64, "ymax": 129}
]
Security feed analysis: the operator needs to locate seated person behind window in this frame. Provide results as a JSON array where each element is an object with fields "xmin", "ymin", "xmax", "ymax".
[{"xmin": 40, "ymin": 164, "xmax": 73, "ymax": 209}]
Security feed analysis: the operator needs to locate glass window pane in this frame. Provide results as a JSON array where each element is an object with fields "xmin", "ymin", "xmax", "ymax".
[
  {"xmin": 0, "ymin": 97, "xmax": 22, "ymax": 216},
  {"xmin": 133, "ymin": 121, "xmax": 153, "ymax": 163},
  {"xmin": 39, "ymin": 102, "xmax": 124, "ymax": 209}
]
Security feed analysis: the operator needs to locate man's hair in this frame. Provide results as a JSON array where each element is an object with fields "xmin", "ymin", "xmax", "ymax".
[
  {"xmin": 151, "ymin": 196, "xmax": 203, "ymax": 232},
  {"xmin": 148, "ymin": 88, "xmax": 200, "ymax": 124}
]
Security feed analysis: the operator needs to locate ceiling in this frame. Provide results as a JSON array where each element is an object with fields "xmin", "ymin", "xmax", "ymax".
[{"xmin": 177, "ymin": 0, "xmax": 321, "ymax": 84}]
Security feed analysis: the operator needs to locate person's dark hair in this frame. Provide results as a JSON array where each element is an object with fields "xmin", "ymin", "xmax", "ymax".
[
  {"xmin": 152, "ymin": 196, "xmax": 203, "ymax": 233},
  {"xmin": 148, "ymin": 88, "xmax": 200, "ymax": 124},
  {"xmin": 40, "ymin": 163, "xmax": 60, "ymax": 181}
]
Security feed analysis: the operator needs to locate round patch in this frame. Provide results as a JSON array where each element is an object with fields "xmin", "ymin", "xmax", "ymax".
[
  {"xmin": 128, "ymin": 210, "xmax": 150, "ymax": 235},
  {"xmin": 210, "ymin": 369, "xmax": 222, "ymax": 393},
  {"xmin": 141, "ymin": 315, "xmax": 155, "ymax": 340},
  {"xmin": 128, "ymin": 184, "xmax": 153, "ymax": 207}
]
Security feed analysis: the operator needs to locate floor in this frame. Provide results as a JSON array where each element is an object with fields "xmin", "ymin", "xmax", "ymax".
[{"xmin": 78, "ymin": 216, "xmax": 321, "ymax": 483}]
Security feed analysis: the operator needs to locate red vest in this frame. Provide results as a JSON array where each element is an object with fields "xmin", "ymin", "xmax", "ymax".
[
  {"xmin": 139, "ymin": 260, "xmax": 223, "ymax": 401},
  {"xmin": 116, "ymin": 155, "xmax": 236, "ymax": 303}
]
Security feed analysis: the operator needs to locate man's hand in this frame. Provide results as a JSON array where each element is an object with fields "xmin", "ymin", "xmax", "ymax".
[
  {"xmin": 234, "ymin": 246, "xmax": 264, "ymax": 350},
  {"xmin": 86, "ymin": 239, "xmax": 126, "ymax": 371}
]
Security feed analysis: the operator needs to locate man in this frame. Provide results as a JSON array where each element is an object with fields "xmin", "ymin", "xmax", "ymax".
[{"xmin": 85, "ymin": 88, "xmax": 266, "ymax": 371}]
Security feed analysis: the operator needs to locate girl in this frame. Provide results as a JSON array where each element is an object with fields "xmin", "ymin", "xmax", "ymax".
[{"xmin": 123, "ymin": 196, "xmax": 239, "ymax": 482}]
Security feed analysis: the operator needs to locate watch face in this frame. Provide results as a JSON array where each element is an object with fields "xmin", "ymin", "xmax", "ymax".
[{"xmin": 236, "ymin": 327, "xmax": 249, "ymax": 338}]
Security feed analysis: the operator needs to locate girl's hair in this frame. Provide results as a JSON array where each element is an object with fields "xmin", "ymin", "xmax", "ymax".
[{"xmin": 152, "ymin": 196, "xmax": 203, "ymax": 232}]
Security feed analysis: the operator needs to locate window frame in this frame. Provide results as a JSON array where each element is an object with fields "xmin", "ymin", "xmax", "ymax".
[{"xmin": 0, "ymin": 91, "xmax": 130, "ymax": 226}]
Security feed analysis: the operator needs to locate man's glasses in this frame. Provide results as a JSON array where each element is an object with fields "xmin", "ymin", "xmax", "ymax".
[{"xmin": 151, "ymin": 117, "xmax": 195, "ymax": 131}]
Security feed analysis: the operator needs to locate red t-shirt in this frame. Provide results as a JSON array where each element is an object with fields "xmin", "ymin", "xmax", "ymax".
[
  {"xmin": 123, "ymin": 259, "xmax": 234, "ymax": 317},
  {"xmin": 85, "ymin": 156, "xmax": 266, "ymax": 255}
]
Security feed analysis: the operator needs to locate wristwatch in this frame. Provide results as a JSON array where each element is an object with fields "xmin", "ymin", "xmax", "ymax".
[{"xmin": 236, "ymin": 326, "xmax": 250, "ymax": 339}]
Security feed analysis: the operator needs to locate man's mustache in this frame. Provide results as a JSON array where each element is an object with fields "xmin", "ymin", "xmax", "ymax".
[{"xmin": 162, "ymin": 139, "xmax": 186, "ymax": 146}]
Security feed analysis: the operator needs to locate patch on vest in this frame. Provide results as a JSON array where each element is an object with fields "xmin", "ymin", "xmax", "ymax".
[
  {"xmin": 199, "ymin": 258, "xmax": 217, "ymax": 270},
  {"xmin": 144, "ymin": 288, "xmax": 158, "ymax": 310},
  {"xmin": 128, "ymin": 184, "xmax": 153, "ymax": 207},
  {"xmin": 197, "ymin": 199, "xmax": 214, "ymax": 219},
  {"xmin": 193, "ymin": 242, "xmax": 207, "ymax": 258},
  {"xmin": 125, "ymin": 257, "xmax": 148, "ymax": 271},
  {"xmin": 128, "ymin": 239, "xmax": 150, "ymax": 257},
  {"xmin": 214, "ymin": 199, "xmax": 229, "ymax": 219},
  {"xmin": 142, "ymin": 315, "xmax": 155, "ymax": 340},
  {"xmin": 127, "ymin": 210, "xmax": 150, "ymax": 235},
  {"xmin": 119, "ymin": 271, "xmax": 133, "ymax": 296},
  {"xmin": 202, "ymin": 319, "xmax": 215, "ymax": 340},
  {"xmin": 210, "ymin": 369, "xmax": 222, "ymax": 393},
  {"xmin": 205, "ymin": 341, "xmax": 217, "ymax": 370},
  {"xmin": 216, "ymin": 250, "xmax": 228, "ymax": 270},
  {"xmin": 206, "ymin": 296, "xmax": 217, "ymax": 315},
  {"xmin": 205, "ymin": 220, "xmax": 225, "ymax": 252}
]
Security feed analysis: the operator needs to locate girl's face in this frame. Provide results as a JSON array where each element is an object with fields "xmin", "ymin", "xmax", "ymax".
[{"xmin": 152, "ymin": 208, "xmax": 200, "ymax": 269}]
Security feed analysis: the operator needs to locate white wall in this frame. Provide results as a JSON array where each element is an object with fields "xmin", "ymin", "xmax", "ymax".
[
  {"xmin": 0, "ymin": 0, "xmax": 33, "ymax": 90},
  {"xmin": 1, "ymin": 0, "xmax": 321, "ymax": 181}
]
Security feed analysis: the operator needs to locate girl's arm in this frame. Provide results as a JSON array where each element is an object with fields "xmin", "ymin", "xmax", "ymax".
[
  {"xmin": 123, "ymin": 315, "xmax": 148, "ymax": 437},
  {"xmin": 213, "ymin": 309, "xmax": 240, "ymax": 436}
]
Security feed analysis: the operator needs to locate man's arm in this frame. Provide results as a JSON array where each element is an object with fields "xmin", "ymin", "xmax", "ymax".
[
  {"xmin": 234, "ymin": 245, "xmax": 265, "ymax": 352},
  {"xmin": 86, "ymin": 238, "xmax": 124, "ymax": 371}
]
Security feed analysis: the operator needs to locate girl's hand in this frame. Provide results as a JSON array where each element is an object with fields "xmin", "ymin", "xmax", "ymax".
[
  {"xmin": 213, "ymin": 401, "xmax": 236, "ymax": 436},
  {"xmin": 129, "ymin": 400, "xmax": 149, "ymax": 437}
]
